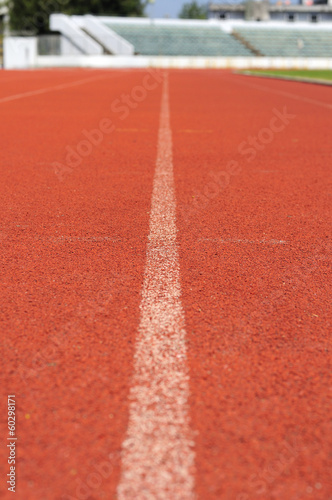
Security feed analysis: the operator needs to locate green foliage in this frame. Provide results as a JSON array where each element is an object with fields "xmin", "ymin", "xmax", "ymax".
[
  {"xmin": 9, "ymin": 0, "xmax": 146, "ymax": 34},
  {"xmin": 63, "ymin": 0, "xmax": 145, "ymax": 16},
  {"xmin": 179, "ymin": 1, "xmax": 207, "ymax": 19}
]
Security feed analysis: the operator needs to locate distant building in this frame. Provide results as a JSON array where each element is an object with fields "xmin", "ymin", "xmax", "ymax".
[{"xmin": 208, "ymin": 1, "xmax": 332, "ymax": 22}]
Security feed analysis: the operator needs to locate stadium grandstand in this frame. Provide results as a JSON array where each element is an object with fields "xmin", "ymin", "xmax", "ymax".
[
  {"xmin": 3, "ymin": 4, "xmax": 332, "ymax": 68},
  {"xmin": 234, "ymin": 25, "xmax": 332, "ymax": 57},
  {"xmin": 99, "ymin": 19, "xmax": 252, "ymax": 56},
  {"xmin": 46, "ymin": 14, "xmax": 332, "ymax": 59}
]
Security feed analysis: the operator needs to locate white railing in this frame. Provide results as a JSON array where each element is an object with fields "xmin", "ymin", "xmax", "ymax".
[
  {"xmin": 50, "ymin": 14, "xmax": 102, "ymax": 55},
  {"xmin": 83, "ymin": 16, "xmax": 134, "ymax": 55}
]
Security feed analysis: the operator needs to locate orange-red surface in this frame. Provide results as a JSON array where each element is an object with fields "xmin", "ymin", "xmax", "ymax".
[{"xmin": 0, "ymin": 69, "xmax": 331, "ymax": 500}]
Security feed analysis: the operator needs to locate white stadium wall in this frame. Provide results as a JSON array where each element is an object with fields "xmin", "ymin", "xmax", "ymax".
[
  {"xmin": 35, "ymin": 54, "xmax": 332, "ymax": 70},
  {"xmin": 3, "ymin": 37, "xmax": 37, "ymax": 69},
  {"xmin": 4, "ymin": 38, "xmax": 332, "ymax": 70}
]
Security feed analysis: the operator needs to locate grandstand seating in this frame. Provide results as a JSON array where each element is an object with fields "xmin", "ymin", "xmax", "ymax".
[
  {"xmin": 234, "ymin": 27, "xmax": 332, "ymax": 57},
  {"xmin": 103, "ymin": 21, "xmax": 253, "ymax": 56},
  {"xmin": 48, "ymin": 15, "xmax": 332, "ymax": 59}
]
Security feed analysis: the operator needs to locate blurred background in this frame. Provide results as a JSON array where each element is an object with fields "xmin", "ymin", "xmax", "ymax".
[{"xmin": 2, "ymin": 0, "xmax": 332, "ymax": 69}]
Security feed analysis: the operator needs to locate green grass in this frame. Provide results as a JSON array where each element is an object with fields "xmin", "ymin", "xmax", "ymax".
[{"xmin": 242, "ymin": 69, "xmax": 332, "ymax": 82}]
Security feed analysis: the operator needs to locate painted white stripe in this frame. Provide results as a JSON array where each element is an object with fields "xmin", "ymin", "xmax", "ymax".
[
  {"xmin": 0, "ymin": 74, "xmax": 109, "ymax": 105},
  {"xmin": 232, "ymin": 75, "xmax": 332, "ymax": 110},
  {"xmin": 117, "ymin": 73, "xmax": 196, "ymax": 500},
  {"xmin": 198, "ymin": 238, "xmax": 287, "ymax": 244}
]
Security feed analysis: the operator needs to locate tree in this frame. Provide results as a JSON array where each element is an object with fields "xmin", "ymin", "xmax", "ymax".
[
  {"xmin": 9, "ymin": 0, "xmax": 147, "ymax": 34},
  {"xmin": 179, "ymin": 1, "xmax": 207, "ymax": 19},
  {"xmin": 63, "ymin": 0, "xmax": 146, "ymax": 16}
]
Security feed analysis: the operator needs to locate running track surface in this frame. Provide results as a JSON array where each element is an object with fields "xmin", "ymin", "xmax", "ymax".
[{"xmin": 0, "ymin": 69, "xmax": 331, "ymax": 500}]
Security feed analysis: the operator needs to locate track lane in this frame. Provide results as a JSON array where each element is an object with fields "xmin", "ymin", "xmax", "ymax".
[
  {"xmin": 227, "ymin": 72, "xmax": 332, "ymax": 110},
  {"xmin": 171, "ymin": 69, "xmax": 331, "ymax": 500},
  {"xmin": 0, "ymin": 70, "xmax": 162, "ymax": 500}
]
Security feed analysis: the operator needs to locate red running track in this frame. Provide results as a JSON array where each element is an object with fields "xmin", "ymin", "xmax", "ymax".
[{"xmin": 0, "ymin": 69, "xmax": 331, "ymax": 500}]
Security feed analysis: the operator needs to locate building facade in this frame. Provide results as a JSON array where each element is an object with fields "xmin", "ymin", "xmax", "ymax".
[{"xmin": 208, "ymin": 1, "xmax": 332, "ymax": 22}]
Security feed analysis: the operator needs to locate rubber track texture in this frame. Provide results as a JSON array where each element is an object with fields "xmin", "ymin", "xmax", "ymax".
[
  {"xmin": 0, "ymin": 69, "xmax": 161, "ymax": 500},
  {"xmin": 0, "ymin": 69, "xmax": 331, "ymax": 500},
  {"xmin": 172, "ymin": 70, "xmax": 331, "ymax": 500}
]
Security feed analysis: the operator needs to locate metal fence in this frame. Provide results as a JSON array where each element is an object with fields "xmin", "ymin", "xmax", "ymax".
[{"xmin": 38, "ymin": 35, "xmax": 61, "ymax": 55}]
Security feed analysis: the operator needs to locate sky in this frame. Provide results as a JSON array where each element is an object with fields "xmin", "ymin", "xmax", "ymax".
[
  {"xmin": 145, "ymin": 0, "xmax": 299, "ymax": 18},
  {"xmin": 145, "ymin": 0, "xmax": 190, "ymax": 19}
]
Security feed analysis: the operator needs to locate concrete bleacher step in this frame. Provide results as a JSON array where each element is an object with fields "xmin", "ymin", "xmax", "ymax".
[
  {"xmin": 232, "ymin": 30, "xmax": 263, "ymax": 57},
  {"xmin": 81, "ymin": 28, "xmax": 112, "ymax": 55}
]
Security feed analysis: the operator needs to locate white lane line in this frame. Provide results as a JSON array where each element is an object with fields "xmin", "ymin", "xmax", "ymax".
[
  {"xmin": 117, "ymin": 73, "xmax": 196, "ymax": 500},
  {"xmin": 198, "ymin": 238, "xmax": 287, "ymax": 244},
  {"xmin": 230, "ymin": 74, "xmax": 332, "ymax": 110},
  {"xmin": 0, "ymin": 74, "xmax": 109, "ymax": 105}
]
